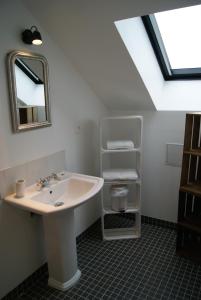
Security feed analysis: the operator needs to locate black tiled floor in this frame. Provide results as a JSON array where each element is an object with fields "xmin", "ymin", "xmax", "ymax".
[{"xmin": 6, "ymin": 219, "xmax": 201, "ymax": 299}]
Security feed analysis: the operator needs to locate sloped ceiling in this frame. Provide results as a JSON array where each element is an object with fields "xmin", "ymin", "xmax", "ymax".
[{"xmin": 23, "ymin": 0, "xmax": 201, "ymax": 110}]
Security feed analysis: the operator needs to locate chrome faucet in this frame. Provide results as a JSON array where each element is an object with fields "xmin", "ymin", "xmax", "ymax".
[
  {"xmin": 37, "ymin": 178, "xmax": 49, "ymax": 189},
  {"xmin": 36, "ymin": 173, "xmax": 59, "ymax": 190}
]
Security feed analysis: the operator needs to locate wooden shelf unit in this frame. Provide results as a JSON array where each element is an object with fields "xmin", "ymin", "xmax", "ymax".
[
  {"xmin": 180, "ymin": 183, "xmax": 201, "ymax": 196},
  {"xmin": 176, "ymin": 113, "xmax": 201, "ymax": 263},
  {"xmin": 184, "ymin": 149, "xmax": 201, "ymax": 156}
]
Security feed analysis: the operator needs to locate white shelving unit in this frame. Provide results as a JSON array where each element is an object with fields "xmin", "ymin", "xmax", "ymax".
[{"xmin": 100, "ymin": 115, "xmax": 143, "ymax": 240}]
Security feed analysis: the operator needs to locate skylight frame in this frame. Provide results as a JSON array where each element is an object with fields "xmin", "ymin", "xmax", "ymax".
[{"xmin": 142, "ymin": 15, "xmax": 201, "ymax": 80}]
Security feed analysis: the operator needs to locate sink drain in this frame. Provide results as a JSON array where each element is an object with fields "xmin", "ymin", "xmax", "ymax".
[{"xmin": 54, "ymin": 201, "xmax": 64, "ymax": 207}]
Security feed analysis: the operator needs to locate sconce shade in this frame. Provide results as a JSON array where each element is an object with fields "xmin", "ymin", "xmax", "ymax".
[
  {"xmin": 22, "ymin": 26, "xmax": 42, "ymax": 45},
  {"xmin": 22, "ymin": 29, "xmax": 33, "ymax": 44},
  {"xmin": 32, "ymin": 30, "xmax": 42, "ymax": 45}
]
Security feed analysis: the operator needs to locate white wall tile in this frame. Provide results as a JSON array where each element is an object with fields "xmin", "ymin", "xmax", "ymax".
[
  {"xmin": 0, "ymin": 150, "xmax": 65, "ymax": 198},
  {"xmin": 47, "ymin": 150, "xmax": 66, "ymax": 174}
]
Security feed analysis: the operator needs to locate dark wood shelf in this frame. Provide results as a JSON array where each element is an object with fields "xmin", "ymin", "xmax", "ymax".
[
  {"xmin": 178, "ymin": 216, "xmax": 201, "ymax": 234},
  {"xmin": 184, "ymin": 148, "xmax": 201, "ymax": 156},
  {"xmin": 176, "ymin": 247, "xmax": 201, "ymax": 263},
  {"xmin": 180, "ymin": 183, "xmax": 201, "ymax": 197},
  {"xmin": 177, "ymin": 113, "xmax": 201, "ymax": 264}
]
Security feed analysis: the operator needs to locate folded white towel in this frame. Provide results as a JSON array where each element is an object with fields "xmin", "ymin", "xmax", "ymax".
[
  {"xmin": 103, "ymin": 169, "xmax": 138, "ymax": 181},
  {"xmin": 107, "ymin": 140, "xmax": 134, "ymax": 150}
]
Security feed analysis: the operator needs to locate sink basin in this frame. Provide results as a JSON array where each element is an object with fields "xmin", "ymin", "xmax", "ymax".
[
  {"xmin": 5, "ymin": 171, "xmax": 104, "ymax": 291},
  {"xmin": 5, "ymin": 172, "xmax": 104, "ymax": 215}
]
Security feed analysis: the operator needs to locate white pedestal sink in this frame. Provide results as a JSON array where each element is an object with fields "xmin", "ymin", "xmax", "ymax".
[{"xmin": 5, "ymin": 172, "xmax": 104, "ymax": 291}]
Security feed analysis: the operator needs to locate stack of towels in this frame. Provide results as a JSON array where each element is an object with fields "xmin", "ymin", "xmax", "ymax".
[
  {"xmin": 103, "ymin": 169, "xmax": 138, "ymax": 181},
  {"xmin": 103, "ymin": 139, "xmax": 137, "ymax": 181},
  {"xmin": 107, "ymin": 140, "xmax": 134, "ymax": 150}
]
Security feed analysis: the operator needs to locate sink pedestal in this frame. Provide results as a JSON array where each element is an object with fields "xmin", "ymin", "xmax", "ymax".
[{"xmin": 43, "ymin": 209, "xmax": 81, "ymax": 291}]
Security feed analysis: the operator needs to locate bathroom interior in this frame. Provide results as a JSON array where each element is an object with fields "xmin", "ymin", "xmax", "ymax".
[{"xmin": 1, "ymin": 0, "xmax": 201, "ymax": 299}]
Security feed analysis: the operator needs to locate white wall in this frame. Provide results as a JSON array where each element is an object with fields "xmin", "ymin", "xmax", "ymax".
[
  {"xmin": 111, "ymin": 111, "xmax": 186, "ymax": 223},
  {"xmin": 0, "ymin": 0, "xmax": 108, "ymax": 298}
]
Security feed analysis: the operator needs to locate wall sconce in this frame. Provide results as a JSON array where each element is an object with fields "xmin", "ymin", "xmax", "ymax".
[{"xmin": 22, "ymin": 26, "xmax": 42, "ymax": 45}]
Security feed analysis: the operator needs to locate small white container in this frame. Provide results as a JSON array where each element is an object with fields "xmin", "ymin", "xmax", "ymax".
[
  {"xmin": 16, "ymin": 179, "xmax": 26, "ymax": 198},
  {"xmin": 111, "ymin": 185, "xmax": 128, "ymax": 212}
]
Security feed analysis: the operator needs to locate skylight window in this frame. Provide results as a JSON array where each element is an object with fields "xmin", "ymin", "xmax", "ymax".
[{"xmin": 142, "ymin": 5, "xmax": 201, "ymax": 80}]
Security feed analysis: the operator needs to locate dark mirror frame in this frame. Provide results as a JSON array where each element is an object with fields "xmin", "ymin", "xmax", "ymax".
[{"xmin": 7, "ymin": 50, "xmax": 51, "ymax": 133}]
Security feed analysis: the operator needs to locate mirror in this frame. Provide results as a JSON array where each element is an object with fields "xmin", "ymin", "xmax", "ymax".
[{"xmin": 7, "ymin": 51, "xmax": 51, "ymax": 132}]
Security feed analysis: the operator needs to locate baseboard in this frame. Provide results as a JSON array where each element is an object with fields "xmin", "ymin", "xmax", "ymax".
[
  {"xmin": 48, "ymin": 269, "xmax": 81, "ymax": 291},
  {"xmin": 141, "ymin": 215, "xmax": 176, "ymax": 230}
]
